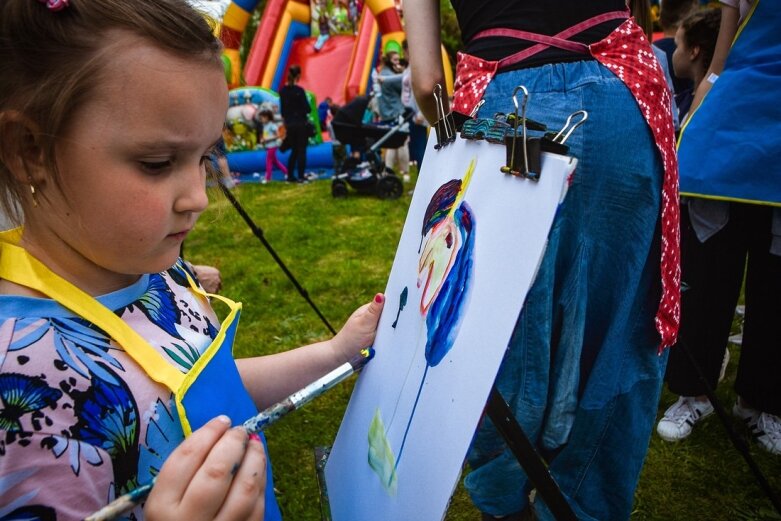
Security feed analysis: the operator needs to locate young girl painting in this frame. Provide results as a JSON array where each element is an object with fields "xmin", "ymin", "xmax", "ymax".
[{"xmin": 0, "ymin": 1, "xmax": 384, "ymax": 519}]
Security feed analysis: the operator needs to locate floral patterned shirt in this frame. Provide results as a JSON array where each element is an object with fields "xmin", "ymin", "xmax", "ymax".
[{"xmin": 0, "ymin": 261, "xmax": 218, "ymax": 520}]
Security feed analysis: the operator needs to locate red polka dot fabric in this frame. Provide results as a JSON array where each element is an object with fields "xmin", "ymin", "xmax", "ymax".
[
  {"xmin": 452, "ymin": 51, "xmax": 499, "ymax": 117},
  {"xmin": 591, "ymin": 19, "xmax": 681, "ymax": 350},
  {"xmin": 452, "ymin": 17, "xmax": 680, "ymax": 350}
]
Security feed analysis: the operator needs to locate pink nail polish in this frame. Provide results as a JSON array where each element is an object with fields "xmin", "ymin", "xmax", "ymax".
[
  {"xmin": 249, "ymin": 433, "xmax": 262, "ymax": 442},
  {"xmin": 374, "ymin": 293, "xmax": 384, "ymax": 304}
]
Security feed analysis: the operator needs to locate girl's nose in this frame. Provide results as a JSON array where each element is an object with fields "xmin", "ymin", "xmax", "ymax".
[{"xmin": 174, "ymin": 161, "xmax": 209, "ymax": 214}]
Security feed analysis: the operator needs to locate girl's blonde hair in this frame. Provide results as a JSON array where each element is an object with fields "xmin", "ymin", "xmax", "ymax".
[{"xmin": 0, "ymin": 0, "xmax": 223, "ymax": 224}]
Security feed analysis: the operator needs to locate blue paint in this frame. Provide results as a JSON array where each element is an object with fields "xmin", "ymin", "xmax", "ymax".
[
  {"xmin": 394, "ymin": 182, "xmax": 476, "ymax": 472},
  {"xmin": 425, "ymin": 203, "xmax": 474, "ymax": 367}
]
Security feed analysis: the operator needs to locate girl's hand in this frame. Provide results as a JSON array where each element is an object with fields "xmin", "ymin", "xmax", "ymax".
[
  {"xmin": 331, "ymin": 293, "xmax": 385, "ymax": 362},
  {"xmin": 192, "ymin": 264, "xmax": 222, "ymax": 294},
  {"xmin": 145, "ymin": 416, "xmax": 266, "ymax": 521}
]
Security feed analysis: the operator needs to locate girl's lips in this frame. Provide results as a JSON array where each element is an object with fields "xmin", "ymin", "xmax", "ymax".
[{"xmin": 168, "ymin": 230, "xmax": 189, "ymax": 241}]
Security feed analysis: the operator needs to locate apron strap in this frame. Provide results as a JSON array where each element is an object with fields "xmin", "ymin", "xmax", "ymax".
[
  {"xmin": 471, "ymin": 10, "xmax": 629, "ymax": 70},
  {"xmin": 0, "ymin": 232, "xmax": 187, "ymax": 392}
]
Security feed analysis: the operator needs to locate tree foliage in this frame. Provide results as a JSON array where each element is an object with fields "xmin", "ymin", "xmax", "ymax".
[
  {"xmin": 239, "ymin": 2, "xmax": 265, "ymax": 71},
  {"xmin": 439, "ymin": 0, "xmax": 462, "ymax": 73}
]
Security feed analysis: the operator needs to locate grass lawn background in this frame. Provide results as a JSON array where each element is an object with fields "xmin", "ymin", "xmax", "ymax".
[{"xmin": 186, "ymin": 177, "xmax": 781, "ymax": 520}]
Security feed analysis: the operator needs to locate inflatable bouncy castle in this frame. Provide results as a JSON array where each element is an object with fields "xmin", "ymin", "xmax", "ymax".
[
  {"xmin": 221, "ymin": 0, "xmax": 404, "ymax": 102},
  {"xmin": 213, "ymin": 0, "xmax": 452, "ymax": 175}
]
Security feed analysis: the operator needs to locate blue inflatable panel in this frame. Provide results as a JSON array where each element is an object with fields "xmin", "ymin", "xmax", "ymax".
[
  {"xmin": 232, "ymin": 0, "xmax": 258, "ymax": 13},
  {"xmin": 229, "ymin": 86, "xmax": 279, "ymax": 107},
  {"xmin": 226, "ymin": 142, "xmax": 334, "ymax": 174}
]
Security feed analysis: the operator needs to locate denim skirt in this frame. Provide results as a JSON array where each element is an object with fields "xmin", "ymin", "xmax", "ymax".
[{"xmin": 464, "ymin": 59, "xmax": 670, "ymax": 521}]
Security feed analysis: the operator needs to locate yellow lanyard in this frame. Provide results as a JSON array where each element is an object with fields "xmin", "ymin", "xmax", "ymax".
[{"xmin": 0, "ymin": 229, "xmax": 185, "ymax": 392}]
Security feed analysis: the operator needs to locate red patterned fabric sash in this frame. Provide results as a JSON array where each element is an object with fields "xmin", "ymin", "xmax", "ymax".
[
  {"xmin": 452, "ymin": 53, "xmax": 500, "ymax": 116},
  {"xmin": 591, "ymin": 20, "xmax": 680, "ymax": 350},
  {"xmin": 452, "ymin": 15, "xmax": 680, "ymax": 350}
]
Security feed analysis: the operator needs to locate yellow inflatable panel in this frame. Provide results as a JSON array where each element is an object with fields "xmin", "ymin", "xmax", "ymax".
[{"xmin": 223, "ymin": 3, "xmax": 251, "ymax": 32}]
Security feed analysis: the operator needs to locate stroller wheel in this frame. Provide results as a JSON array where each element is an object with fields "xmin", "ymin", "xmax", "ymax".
[
  {"xmin": 377, "ymin": 175, "xmax": 403, "ymax": 200},
  {"xmin": 332, "ymin": 179, "xmax": 348, "ymax": 198}
]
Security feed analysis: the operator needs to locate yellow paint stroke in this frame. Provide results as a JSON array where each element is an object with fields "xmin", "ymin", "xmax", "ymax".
[{"xmin": 368, "ymin": 408, "xmax": 398, "ymax": 495}]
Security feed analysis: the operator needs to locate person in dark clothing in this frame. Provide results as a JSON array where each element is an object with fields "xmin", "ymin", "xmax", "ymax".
[{"xmin": 279, "ymin": 64, "xmax": 311, "ymax": 183}]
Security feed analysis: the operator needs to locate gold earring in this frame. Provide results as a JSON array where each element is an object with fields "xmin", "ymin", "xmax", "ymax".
[{"xmin": 28, "ymin": 179, "xmax": 39, "ymax": 207}]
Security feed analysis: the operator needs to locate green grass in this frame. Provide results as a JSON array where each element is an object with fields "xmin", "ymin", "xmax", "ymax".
[{"xmin": 187, "ymin": 178, "xmax": 780, "ymax": 521}]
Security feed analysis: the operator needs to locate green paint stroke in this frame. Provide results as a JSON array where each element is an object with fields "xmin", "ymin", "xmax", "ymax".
[{"xmin": 368, "ymin": 408, "xmax": 398, "ymax": 495}]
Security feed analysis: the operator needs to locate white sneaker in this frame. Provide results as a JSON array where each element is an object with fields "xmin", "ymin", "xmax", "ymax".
[
  {"xmin": 728, "ymin": 332, "xmax": 743, "ymax": 345},
  {"xmin": 733, "ymin": 400, "xmax": 781, "ymax": 455},
  {"xmin": 657, "ymin": 396, "xmax": 714, "ymax": 442}
]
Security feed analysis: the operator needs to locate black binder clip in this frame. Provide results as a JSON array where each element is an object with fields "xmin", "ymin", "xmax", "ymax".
[
  {"xmin": 450, "ymin": 100, "xmax": 483, "ymax": 132},
  {"xmin": 501, "ymin": 86, "xmax": 543, "ymax": 180},
  {"xmin": 433, "ymin": 84, "xmax": 456, "ymax": 149}
]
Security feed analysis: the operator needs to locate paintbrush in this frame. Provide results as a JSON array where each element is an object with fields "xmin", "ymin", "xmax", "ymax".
[{"xmin": 84, "ymin": 348, "xmax": 375, "ymax": 521}]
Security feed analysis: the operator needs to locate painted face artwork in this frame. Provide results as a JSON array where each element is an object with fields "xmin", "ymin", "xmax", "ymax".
[
  {"xmin": 418, "ymin": 215, "xmax": 460, "ymax": 313},
  {"xmin": 418, "ymin": 162, "xmax": 475, "ymax": 367},
  {"xmin": 368, "ymin": 160, "xmax": 476, "ymax": 493}
]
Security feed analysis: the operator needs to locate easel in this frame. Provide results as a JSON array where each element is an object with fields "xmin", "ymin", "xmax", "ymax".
[
  {"xmin": 484, "ymin": 385, "xmax": 578, "ymax": 520},
  {"xmin": 314, "ymin": 85, "xmax": 580, "ymax": 521}
]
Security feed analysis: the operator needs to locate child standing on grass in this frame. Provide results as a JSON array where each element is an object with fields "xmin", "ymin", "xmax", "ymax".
[
  {"xmin": 259, "ymin": 109, "xmax": 288, "ymax": 183},
  {"xmin": 0, "ymin": 1, "xmax": 384, "ymax": 519}
]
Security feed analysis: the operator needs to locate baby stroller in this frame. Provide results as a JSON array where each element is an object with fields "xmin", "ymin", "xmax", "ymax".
[{"xmin": 330, "ymin": 95, "xmax": 410, "ymax": 199}]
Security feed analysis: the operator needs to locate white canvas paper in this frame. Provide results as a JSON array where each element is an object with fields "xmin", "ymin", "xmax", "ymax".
[{"xmin": 325, "ymin": 134, "xmax": 576, "ymax": 521}]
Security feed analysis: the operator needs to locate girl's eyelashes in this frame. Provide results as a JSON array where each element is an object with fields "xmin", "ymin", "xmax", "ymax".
[
  {"xmin": 139, "ymin": 143, "xmax": 218, "ymax": 172},
  {"xmin": 139, "ymin": 159, "xmax": 173, "ymax": 174}
]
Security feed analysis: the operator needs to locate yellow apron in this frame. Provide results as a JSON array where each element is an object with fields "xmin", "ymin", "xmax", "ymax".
[{"xmin": 0, "ymin": 229, "xmax": 282, "ymax": 520}]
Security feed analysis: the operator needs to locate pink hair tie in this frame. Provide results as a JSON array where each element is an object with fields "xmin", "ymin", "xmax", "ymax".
[{"xmin": 38, "ymin": 0, "xmax": 69, "ymax": 12}]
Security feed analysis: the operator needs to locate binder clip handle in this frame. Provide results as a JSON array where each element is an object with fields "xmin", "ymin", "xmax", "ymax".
[
  {"xmin": 551, "ymin": 110, "xmax": 588, "ymax": 144},
  {"xmin": 433, "ymin": 84, "xmax": 456, "ymax": 150},
  {"xmin": 469, "ymin": 99, "xmax": 485, "ymax": 119}
]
